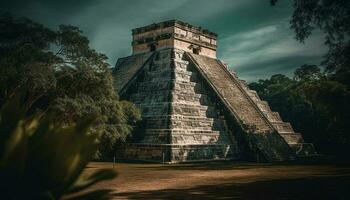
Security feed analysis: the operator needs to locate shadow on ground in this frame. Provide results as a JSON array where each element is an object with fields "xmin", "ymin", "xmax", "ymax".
[
  {"xmin": 132, "ymin": 157, "xmax": 350, "ymax": 171},
  {"xmin": 113, "ymin": 175, "xmax": 350, "ymax": 200},
  {"xmin": 136, "ymin": 161, "xmax": 269, "ymax": 171}
]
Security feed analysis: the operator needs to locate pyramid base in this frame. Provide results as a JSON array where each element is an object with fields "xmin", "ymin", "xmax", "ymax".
[
  {"xmin": 116, "ymin": 143, "xmax": 239, "ymax": 163},
  {"xmin": 289, "ymin": 143, "xmax": 318, "ymax": 157}
]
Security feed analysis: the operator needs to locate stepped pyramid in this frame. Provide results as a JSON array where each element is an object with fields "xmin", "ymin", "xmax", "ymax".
[{"xmin": 113, "ymin": 20, "xmax": 316, "ymax": 163}]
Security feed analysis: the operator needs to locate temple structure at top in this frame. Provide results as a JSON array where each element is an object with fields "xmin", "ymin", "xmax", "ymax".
[
  {"xmin": 113, "ymin": 19, "xmax": 316, "ymax": 163},
  {"xmin": 131, "ymin": 20, "xmax": 217, "ymax": 58}
]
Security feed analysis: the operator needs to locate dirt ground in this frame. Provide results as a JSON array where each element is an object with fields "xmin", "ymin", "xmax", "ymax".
[{"xmin": 83, "ymin": 161, "xmax": 350, "ymax": 200}]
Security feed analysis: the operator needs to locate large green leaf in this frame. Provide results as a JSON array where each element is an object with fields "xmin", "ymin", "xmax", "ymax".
[{"xmin": 0, "ymin": 96, "xmax": 117, "ymax": 199}]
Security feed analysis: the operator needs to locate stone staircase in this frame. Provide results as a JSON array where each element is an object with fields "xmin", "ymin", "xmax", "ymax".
[
  {"xmin": 115, "ymin": 48, "xmax": 316, "ymax": 162},
  {"xmin": 187, "ymin": 52, "xmax": 296, "ymax": 161},
  {"xmin": 117, "ymin": 48, "xmax": 239, "ymax": 162},
  {"xmin": 238, "ymin": 78, "xmax": 317, "ymax": 157}
]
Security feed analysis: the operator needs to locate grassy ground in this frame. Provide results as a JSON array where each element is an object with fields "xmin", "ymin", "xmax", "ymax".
[{"xmin": 83, "ymin": 161, "xmax": 350, "ymax": 200}]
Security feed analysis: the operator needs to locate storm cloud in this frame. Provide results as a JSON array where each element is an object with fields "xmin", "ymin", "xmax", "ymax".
[{"xmin": 0, "ymin": 0, "xmax": 327, "ymax": 81}]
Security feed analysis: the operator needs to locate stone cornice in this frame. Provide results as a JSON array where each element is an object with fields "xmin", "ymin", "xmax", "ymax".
[
  {"xmin": 132, "ymin": 32, "xmax": 217, "ymax": 50},
  {"xmin": 132, "ymin": 19, "xmax": 217, "ymax": 39}
]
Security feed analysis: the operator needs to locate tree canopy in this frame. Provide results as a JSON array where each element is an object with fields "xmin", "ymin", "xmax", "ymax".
[
  {"xmin": 249, "ymin": 65, "xmax": 350, "ymax": 156},
  {"xmin": 271, "ymin": 0, "xmax": 350, "ymax": 86},
  {"xmin": 0, "ymin": 14, "xmax": 140, "ymax": 160}
]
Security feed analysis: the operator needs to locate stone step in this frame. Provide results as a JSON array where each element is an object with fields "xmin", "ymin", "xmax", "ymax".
[
  {"xmin": 152, "ymin": 59, "xmax": 172, "ymax": 65},
  {"xmin": 256, "ymin": 101, "xmax": 272, "ymax": 113},
  {"xmin": 131, "ymin": 89, "xmax": 170, "ymax": 97},
  {"xmin": 242, "ymin": 89, "xmax": 286, "ymax": 124},
  {"xmin": 272, "ymin": 121, "xmax": 294, "ymax": 133},
  {"xmin": 142, "ymin": 115, "xmax": 217, "ymax": 122},
  {"xmin": 239, "ymin": 79, "xmax": 248, "ymax": 88},
  {"xmin": 279, "ymin": 133, "xmax": 304, "ymax": 144},
  {"xmin": 139, "ymin": 77, "xmax": 193, "ymax": 85},
  {"xmin": 137, "ymin": 102, "xmax": 218, "ymax": 117},
  {"xmin": 131, "ymin": 91, "xmax": 171, "ymax": 104},
  {"xmin": 130, "ymin": 89, "xmax": 216, "ymax": 106},
  {"xmin": 141, "ymin": 117, "xmax": 224, "ymax": 130},
  {"xmin": 143, "ymin": 70, "xmax": 172, "ymax": 81},
  {"xmin": 169, "ymin": 118, "xmax": 225, "ymax": 130},
  {"xmin": 144, "ymin": 128, "xmax": 221, "ymax": 135},
  {"xmin": 174, "ymin": 59, "xmax": 190, "ymax": 71},
  {"xmin": 173, "ymin": 81, "xmax": 205, "ymax": 93},
  {"xmin": 189, "ymin": 53, "xmax": 276, "ymax": 135},
  {"xmin": 171, "ymin": 115, "xmax": 217, "ymax": 121},
  {"xmin": 172, "ymin": 88, "xmax": 201, "ymax": 96},
  {"xmin": 142, "ymin": 115, "xmax": 223, "ymax": 130},
  {"xmin": 246, "ymin": 90, "xmax": 261, "ymax": 101},
  {"xmin": 172, "ymin": 133, "xmax": 231, "ymax": 145},
  {"xmin": 172, "ymin": 103, "xmax": 218, "ymax": 117},
  {"xmin": 172, "ymin": 92, "xmax": 209, "ymax": 105},
  {"xmin": 136, "ymin": 102, "xmax": 171, "ymax": 116},
  {"xmin": 137, "ymin": 102, "xmax": 211, "ymax": 109},
  {"xmin": 137, "ymin": 80, "xmax": 173, "ymax": 91},
  {"xmin": 173, "ymin": 66, "xmax": 191, "ymax": 75},
  {"xmin": 139, "ymin": 128, "xmax": 230, "ymax": 145},
  {"xmin": 147, "ymin": 62, "xmax": 172, "ymax": 72},
  {"xmin": 136, "ymin": 79, "xmax": 205, "ymax": 93},
  {"xmin": 248, "ymin": 95, "xmax": 284, "ymax": 123},
  {"xmin": 173, "ymin": 70, "xmax": 199, "ymax": 83},
  {"xmin": 263, "ymin": 111, "xmax": 283, "ymax": 122}
]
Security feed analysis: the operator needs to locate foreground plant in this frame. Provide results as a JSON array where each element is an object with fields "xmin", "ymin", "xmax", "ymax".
[
  {"xmin": 0, "ymin": 15, "xmax": 141, "ymax": 160},
  {"xmin": 0, "ymin": 97, "xmax": 117, "ymax": 200}
]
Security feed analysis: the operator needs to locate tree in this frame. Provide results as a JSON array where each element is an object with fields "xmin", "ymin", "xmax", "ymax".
[
  {"xmin": 271, "ymin": 0, "xmax": 350, "ymax": 85},
  {"xmin": 293, "ymin": 64, "xmax": 321, "ymax": 81},
  {"xmin": 249, "ymin": 64, "xmax": 350, "ymax": 156},
  {"xmin": 265, "ymin": 1, "xmax": 350, "ymax": 157},
  {"xmin": 0, "ymin": 14, "xmax": 140, "ymax": 160}
]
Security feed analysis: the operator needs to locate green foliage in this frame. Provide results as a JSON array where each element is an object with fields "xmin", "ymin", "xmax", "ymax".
[
  {"xmin": 271, "ymin": 0, "xmax": 350, "ymax": 86},
  {"xmin": 0, "ymin": 96, "xmax": 117, "ymax": 199},
  {"xmin": 294, "ymin": 64, "xmax": 321, "ymax": 81},
  {"xmin": 249, "ymin": 65, "xmax": 350, "ymax": 156},
  {"xmin": 0, "ymin": 14, "xmax": 141, "ymax": 160},
  {"xmin": 266, "ymin": 1, "xmax": 350, "ymax": 156}
]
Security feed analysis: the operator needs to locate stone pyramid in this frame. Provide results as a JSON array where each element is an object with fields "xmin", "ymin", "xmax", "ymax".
[{"xmin": 113, "ymin": 20, "xmax": 316, "ymax": 163}]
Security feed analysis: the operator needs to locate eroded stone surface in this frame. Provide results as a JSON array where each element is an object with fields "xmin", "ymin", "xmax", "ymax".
[
  {"xmin": 115, "ymin": 49, "xmax": 239, "ymax": 163},
  {"xmin": 113, "ymin": 20, "xmax": 316, "ymax": 163}
]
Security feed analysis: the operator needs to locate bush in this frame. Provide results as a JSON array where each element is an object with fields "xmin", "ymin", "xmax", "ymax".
[{"xmin": 0, "ymin": 96, "xmax": 117, "ymax": 199}]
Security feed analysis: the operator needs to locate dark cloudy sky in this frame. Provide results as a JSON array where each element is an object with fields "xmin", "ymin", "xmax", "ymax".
[{"xmin": 1, "ymin": 0, "xmax": 327, "ymax": 81}]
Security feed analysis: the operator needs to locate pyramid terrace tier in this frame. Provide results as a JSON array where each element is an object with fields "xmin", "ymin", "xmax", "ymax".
[
  {"xmin": 116, "ymin": 144, "xmax": 239, "ymax": 163},
  {"xmin": 139, "ymin": 129, "xmax": 232, "ymax": 145},
  {"xmin": 131, "ymin": 91, "xmax": 210, "ymax": 105},
  {"xmin": 140, "ymin": 115, "xmax": 226, "ymax": 130},
  {"xmin": 113, "ymin": 47, "xmax": 317, "ymax": 162},
  {"xmin": 137, "ymin": 103, "xmax": 218, "ymax": 118}
]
